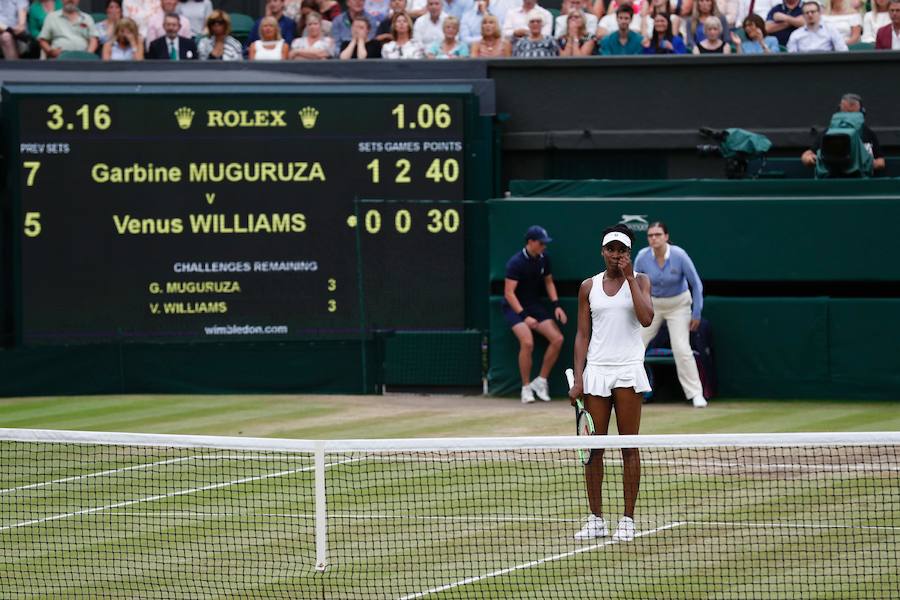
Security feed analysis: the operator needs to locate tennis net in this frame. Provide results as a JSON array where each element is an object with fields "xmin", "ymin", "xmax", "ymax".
[{"xmin": 1, "ymin": 429, "xmax": 898, "ymax": 599}]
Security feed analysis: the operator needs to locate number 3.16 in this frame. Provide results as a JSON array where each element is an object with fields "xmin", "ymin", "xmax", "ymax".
[{"xmin": 46, "ymin": 103, "xmax": 112, "ymax": 131}]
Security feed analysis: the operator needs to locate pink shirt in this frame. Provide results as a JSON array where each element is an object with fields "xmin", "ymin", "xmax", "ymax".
[{"xmin": 144, "ymin": 12, "xmax": 192, "ymax": 47}]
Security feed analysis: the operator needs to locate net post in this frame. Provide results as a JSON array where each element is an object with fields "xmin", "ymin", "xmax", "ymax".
[{"xmin": 314, "ymin": 443, "xmax": 328, "ymax": 572}]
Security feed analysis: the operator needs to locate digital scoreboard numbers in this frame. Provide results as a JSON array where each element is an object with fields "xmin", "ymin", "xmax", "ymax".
[{"xmin": 7, "ymin": 87, "xmax": 472, "ymax": 344}]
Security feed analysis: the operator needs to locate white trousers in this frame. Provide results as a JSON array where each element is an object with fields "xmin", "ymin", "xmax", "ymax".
[{"xmin": 641, "ymin": 291, "xmax": 703, "ymax": 400}]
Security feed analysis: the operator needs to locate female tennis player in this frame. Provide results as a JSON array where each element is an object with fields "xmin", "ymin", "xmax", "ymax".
[{"xmin": 569, "ymin": 224, "xmax": 654, "ymax": 542}]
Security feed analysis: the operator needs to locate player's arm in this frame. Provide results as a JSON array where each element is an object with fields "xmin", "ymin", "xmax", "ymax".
[
  {"xmin": 632, "ymin": 274, "xmax": 654, "ymax": 327},
  {"xmin": 544, "ymin": 274, "xmax": 567, "ymax": 325},
  {"xmin": 620, "ymin": 254, "xmax": 653, "ymax": 326},
  {"xmin": 569, "ymin": 278, "xmax": 592, "ymax": 403}
]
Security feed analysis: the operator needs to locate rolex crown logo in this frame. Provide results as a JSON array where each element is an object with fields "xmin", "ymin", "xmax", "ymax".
[
  {"xmin": 299, "ymin": 106, "xmax": 319, "ymax": 129},
  {"xmin": 174, "ymin": 107, "xmax": 195, "ymax": 130}
]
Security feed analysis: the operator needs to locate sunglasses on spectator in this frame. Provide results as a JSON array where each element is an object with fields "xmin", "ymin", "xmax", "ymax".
[{"xmin": 209, "ymin": 19, "xmax": 225, "ymax": 25}]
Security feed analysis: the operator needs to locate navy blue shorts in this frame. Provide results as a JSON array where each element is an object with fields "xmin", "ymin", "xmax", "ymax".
[{"xmin": 502, "ymin": 303, "xmax": 553, "ymax": 328}]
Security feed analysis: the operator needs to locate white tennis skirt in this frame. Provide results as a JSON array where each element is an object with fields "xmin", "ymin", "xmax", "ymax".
[{"xmin": 582, "ymin": 363, "xmax": 651, "ymax": 397}]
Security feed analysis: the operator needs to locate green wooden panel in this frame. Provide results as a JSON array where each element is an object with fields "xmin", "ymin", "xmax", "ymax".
[
  {"xmin": 383, "ymin": 331, "xmax": 483, "ymax": 386},
  {"xmin": 829, "ymin": 299, "xmax": 900, "ymax": 397},
  {"xmin": 0, "ymin": 340, "xmax": 378, "ymax": 396},
  {"xmin": 702, "ymin": 297, "xmax": 829, "ymax": 398}
]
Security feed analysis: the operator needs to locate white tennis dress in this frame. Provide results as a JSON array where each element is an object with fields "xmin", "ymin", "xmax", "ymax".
[{"xmin": 583, "ymin": 272, "xmax": 651, "ymax": 397}]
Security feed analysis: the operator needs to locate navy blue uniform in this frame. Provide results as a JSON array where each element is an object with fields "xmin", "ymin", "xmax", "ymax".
[{"xmin": 502, "ymin": 249, "xmax": 553, "ymax": 326}]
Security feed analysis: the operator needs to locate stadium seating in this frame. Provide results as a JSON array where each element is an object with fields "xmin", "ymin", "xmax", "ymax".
[{"xmin": 229, "ymin": 12, "xmax": 255, "ymax": 45}]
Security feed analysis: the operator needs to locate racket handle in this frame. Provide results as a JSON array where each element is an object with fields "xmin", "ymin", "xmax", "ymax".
[{"xmin": 565, "ymin": 368, "xmax": 575, "ymax": 389}]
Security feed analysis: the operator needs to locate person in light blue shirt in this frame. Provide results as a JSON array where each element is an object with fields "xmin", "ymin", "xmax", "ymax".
[
  {"xmin": 634, "ymin": 221, "xmax": 708, "ymax": 408},
  {"xmin": 732, "ymin": 14, "xmax": 781, "ymax": 54}
]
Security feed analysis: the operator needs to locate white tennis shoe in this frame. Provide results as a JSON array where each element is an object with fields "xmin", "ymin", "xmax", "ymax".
[
  {"xmin": 521, "ymin": 386, "xmax": 535, "ymax": 404},
  {"xmin": 692, "ymin": 395, "xmax": 708, "ymax": 408},
  {"xmin": 574, "ymin": 515, "xmax": 608, "ymax": 540},
  {"xmin": 529, "ymin": 376, "xmax": 551, "ymax": 401},
  {"xmin": 612, "ymin": 516, "xmax": 635, "ymax": 542}
]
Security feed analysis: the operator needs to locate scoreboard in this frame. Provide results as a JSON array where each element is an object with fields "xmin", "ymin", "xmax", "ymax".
[{"xmin": 2, "ymin": 84, "xmax": 488, "ymax": 345}]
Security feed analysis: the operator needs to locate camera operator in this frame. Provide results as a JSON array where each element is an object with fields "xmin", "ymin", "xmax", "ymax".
[{"xmin": 801, "ymin": 93, "xmax": 886, "ymax": 172}]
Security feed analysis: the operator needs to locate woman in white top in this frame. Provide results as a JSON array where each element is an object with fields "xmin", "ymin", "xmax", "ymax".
[
  {"xmin": 570, "ymin": 224, "xmax": 653, "ymax": 544},
  {"xmin": 381, "ymin": 11, "xmax": 425, "ymax": 58},
  {"xmin": 290, "ymin": 12, "xmax": 334, "ymax": 58},
  {"xmin": 824, "ymin": 0, "xmax": 862, "ymax": 45},
  {"xmin": 249, "ymin": 16, "xmax": 289, "ymax": 60},
  {"xmin": 862, "ymin": 0, "xmax": 890, "ymax": 43}
]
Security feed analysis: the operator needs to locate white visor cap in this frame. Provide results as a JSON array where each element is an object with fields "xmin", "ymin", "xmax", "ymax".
[{"xmin": 602, "ymin": 231, "xmax": 632, "ymax": 248}]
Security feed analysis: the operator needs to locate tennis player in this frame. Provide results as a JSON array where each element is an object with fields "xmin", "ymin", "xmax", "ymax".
[{"xmin": 569, "ymin": 224, "xmax": 654, "ymax": 542}]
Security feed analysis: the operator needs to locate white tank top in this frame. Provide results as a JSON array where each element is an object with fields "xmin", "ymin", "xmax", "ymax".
[
  {"xmin": 586, "ymin": 272, "xmax": 646, "ymax": 367},
  {"xmin": 252, "ymin": 39, "xmax": 285, "ymax": 60}
]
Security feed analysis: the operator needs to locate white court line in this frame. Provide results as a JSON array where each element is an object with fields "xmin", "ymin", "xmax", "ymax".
[
  {"xmin": 88, "ymin": 511, "xmax": 584, "ymax": 523},
  {"xmin": 686, "ymin": 520, "xmax": 900, "ymax": 532},
  {"xmin": 0, "ymin": 458, "xmax": 356, "ymax": 533},
  {"xmin": 27, "ymin": 511, "xmax": 900, "ymax": 531},
  {"xmin": 0, "ymin": 457, "xmax": 196, "ymax": 495},
  {"xmin": 1, "ymin": 453, "xmax": 315, "ymax": 495},
  {"xmin": 396, "ymin": 521, "xmax": 685, "ymax": 600}
]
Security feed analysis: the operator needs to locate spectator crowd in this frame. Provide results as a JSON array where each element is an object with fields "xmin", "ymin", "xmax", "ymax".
[{"xmin": 2, "ymin": 0, "xmax": 898, "ymax": 60}]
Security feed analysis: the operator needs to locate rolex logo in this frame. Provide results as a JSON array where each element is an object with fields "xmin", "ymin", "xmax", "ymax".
[
  {"xmin": 174, "ymin": 107, "xmax": 195, "ymax": 130},
  {"xmin": 299, "ymin": 107, "xmax": 319, "ymax": 129}
]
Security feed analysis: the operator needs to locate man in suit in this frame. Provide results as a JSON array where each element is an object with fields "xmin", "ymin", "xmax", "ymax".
[
  {"xmin": 875, "ymin": 0, "xmax": 900, "ymax": 49},
  {"xmin": 147, "ymin": 12, "xmax": 196, "ymax": 59}
]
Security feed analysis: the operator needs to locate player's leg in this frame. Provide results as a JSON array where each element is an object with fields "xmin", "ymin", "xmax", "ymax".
[
  {"xmin": 530, "ymin": 317, "xmax": 563, "ymax": 401},
  {"xmin": 667, "ymin": 292, "xmax": 705, "ymax": 407},
  {"xmin": 510, "ymin": 322, "xmax": 536, "ymax": 402},
  {"xmin": 611, "ymin": 387, "xmax": 642, "ymax": 541},
  {"xmin": 574, "ymin": 393, "xmax": 613, "ymax": 539}
]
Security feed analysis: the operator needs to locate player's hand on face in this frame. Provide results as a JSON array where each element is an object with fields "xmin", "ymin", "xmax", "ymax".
[
  {"xmin": 618, "ymin": 254, "xmax": 634, "ymax": 279},
  {"xmin": 555, "ymin": 307, "xmax": 568, "ymax": 325},
  {"xmin": 524, "ymin": 316, "xmax": 539, "ymax": 329},
  {"xmin": 568, "ymin": 381, "xmax": 583, "ymax": 405}
]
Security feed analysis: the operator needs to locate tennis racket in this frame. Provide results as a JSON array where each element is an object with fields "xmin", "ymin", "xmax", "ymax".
[{"xmin": 565, "ymin": 368, "xmax": 595, "ymax": 465}]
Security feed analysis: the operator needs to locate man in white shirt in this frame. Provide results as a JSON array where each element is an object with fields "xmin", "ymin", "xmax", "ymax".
[
  {"xmin": 787, "ymin": 1, "xmax": 848, "ymax": 51},
  {"xmin": 502, "ymin": 0, "xmax": 551, "ymax": 39},
  {"xmin": 553, "ymin": 0, "xmax": 597, "ymax": 36},
  {"xmin": 413, "ymin": 0, "xmax": 448, "ymax": 45}
]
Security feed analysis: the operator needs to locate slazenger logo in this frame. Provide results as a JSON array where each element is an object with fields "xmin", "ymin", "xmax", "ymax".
[{"xmin": 619, "ymin": 214, "xmax": 649, "ymax": 231}]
